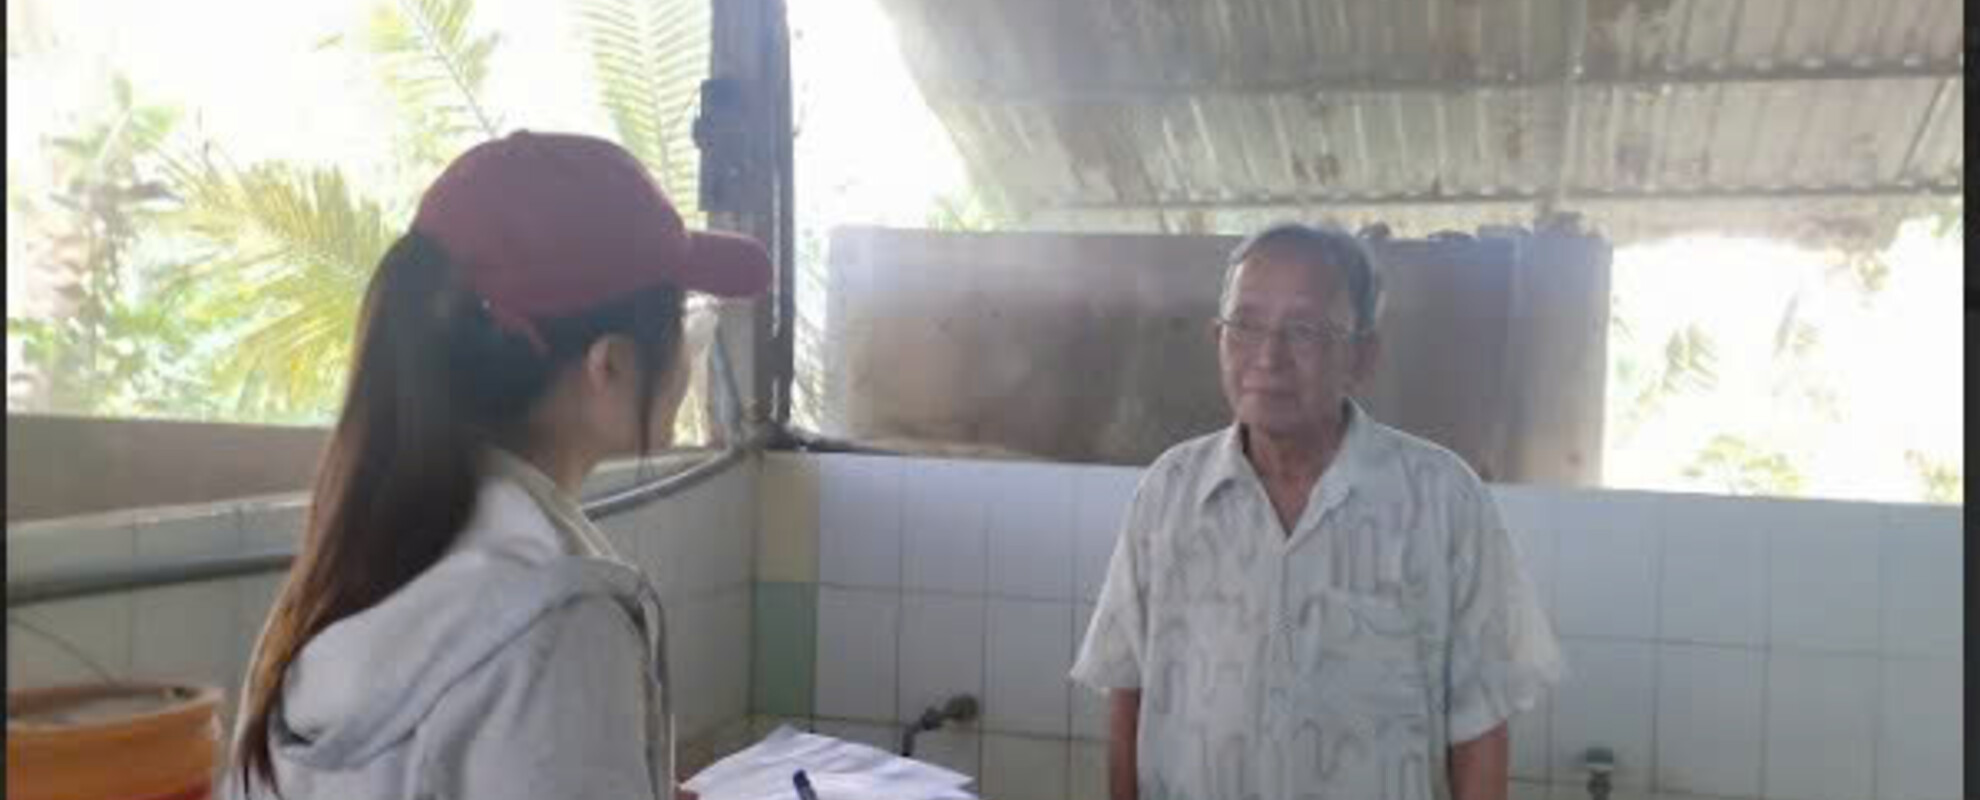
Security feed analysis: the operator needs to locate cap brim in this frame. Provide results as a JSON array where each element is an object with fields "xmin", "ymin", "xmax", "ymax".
[{"xmin": 670, "ymin": 230, "xmax": 773, "ymax": 298}]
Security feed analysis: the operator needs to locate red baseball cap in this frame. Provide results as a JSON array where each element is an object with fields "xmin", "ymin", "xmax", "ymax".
[{"xmin": 412, "ymin": 131, "xmax": 771, "ymax": 350}]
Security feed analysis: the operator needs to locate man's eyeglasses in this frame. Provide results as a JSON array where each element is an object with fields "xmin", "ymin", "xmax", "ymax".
[{"xmin": 1215, "ymin": 316, "xmax": 1362, "ymax": 348}]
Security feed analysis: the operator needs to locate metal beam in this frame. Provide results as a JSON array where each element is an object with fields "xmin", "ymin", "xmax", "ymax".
[
  {"xmin": 924, "ymin": 62, "xmax": 1965, "ymax": 104},
  {"xmin": 1045, "ymin": 182, "xmax": 1963, "ymax": 212},
  {"xmin": 1896, "ymin": 76, "xmax": 1956, "ymax": 181}
]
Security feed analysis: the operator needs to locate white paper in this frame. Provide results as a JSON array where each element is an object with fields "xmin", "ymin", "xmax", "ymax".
[{"xmin": 684, "ymin": 726, "xmax": 979, "ymax": 800}]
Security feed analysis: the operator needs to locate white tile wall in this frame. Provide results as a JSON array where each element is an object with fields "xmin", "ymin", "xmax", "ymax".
[
  {"xmin": 13, "ymin": 449, "xmax": 1969, "ymax": 800},
  {"xmin": 914, "ymin": 729, "xmax": 982, "ymax": 780},
  {"xmin": 130, "ymin": 512, "xmax": 247, "ymax": 716},
  {"xmin": 1552, "ymin": 639, "xmax": 1656, "ymax": 789},
  {"xmin": 1553, "ymin": 492, "xmax": 1661, "ymax": 639},
  {"xmin": 8, "ymin": 520, "xmax": 138, "ymax": 689},
  {"xmin": 1654, "ymin": 645, "xmax": 1765, "ymax": 798},
  {"xmin": 899, "ymin": 593, "xmax": 986, "ymax": 725},
  {"xmin": 1659, "ymin": 498, "xmax": 1768, "ymax": 646},
  {"xmin": 1069, "ymin": 740, "xmax": 1109, "ymax": 800},
  {"xmin": 815, "ymin": 586, "xmax": 901, "ymax": 722},
  {"xmin": 12, "ymin": 460, "xmax": 763, "ymax": 782},
  {"xmin": 1878, "ymin": 658, "xmax": 1962, "ymax": 800},
  {"xmin": 236, "ymin": 573, "xmax": 283, "ymax": 675},
  {"xmin": 1879, "ymin": 506, "xmax": 1961, "ymax": 658},
  {"xmin": 812, "ymin": 718, "xmax": 900, "ymax": 752},
  {"xmin": 1547, "ymin": 783, "xmax": 1651, "ymax": 800},
  {"xmin": 902, "ymin": 459, "xmax": 990, "ymax": 595},
  {"xmin": 1488, "ymin": 481, "xmax": 1568, "ymax": 617},
  {"xmin": 1069, "ymin": 602, "xmax": 1108, "ymax": 740},
  {"xmin": 670, "ymin": 592, "xmax": 721, "ymax": 739},
  {"xmin": 748, "ymin": 714, "xmax": 815, "ymax": 739},
  {"xmin": 1516, "ymin": 518, "xmax": 1561, "ymax": 618},
  {"xmin": 1768, "ymin": 501, "xmax": 1882, "ymax": 654},
  {"xmin": 1506, "ymin": 780, "xmax": 1546, "ymax": 800},
  {"xmin": 1764, "ymin": 653, "xmax": 1878, "ymax": 800},
  {"xmin": 710, "ymin": 468, "xmax": 758, "ymax": 593},
  {"xmin": 818, "ymin": 455, "xmax": 904, "ymax": 589},
  {"xmin": 1073, "ymin": 469, "xmax": 1138, "ymax": 603},
  {"xmin": 711, "ymin": 586, "xmax": 754, "ymax": 727},
  {"xmin": 986, "ymin": 598, "xmax": 1074, "ymax": 738},
  {"xmin": 984, "ymin": 463, "xmax": 1077, "ymax": 601},
  {"xmin": 1510, "ymin": 694, "xmax": 1552, "ymax": 781},
  {"xmin": 982, "ymin": 734, "xmax": 1070, "ymax": 800},
  {"xmin": 627, "ymin": 503, "xmax": 683, "ymax": 596}
]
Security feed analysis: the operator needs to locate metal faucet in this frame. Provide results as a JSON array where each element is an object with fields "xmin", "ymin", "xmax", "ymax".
[
  {"xmin": 900, "ymin": 694, "xmax": 979, "ymax": 757},
  {"xmin": 1581, "ymin": 746, "xmax": 1615, "ymax": 800}
]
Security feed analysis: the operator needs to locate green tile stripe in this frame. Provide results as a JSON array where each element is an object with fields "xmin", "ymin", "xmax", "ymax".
[{"xmin": 751, "ymin": 581, "xmax": 817, "ymax": 717}]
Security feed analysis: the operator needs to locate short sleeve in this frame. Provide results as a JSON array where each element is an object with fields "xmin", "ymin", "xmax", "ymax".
[
  {"xmin": 1069, "ymin": 476, "xmax": 1156, "ymax": 692},
  {"xmin": 421, "ymin": 597, "xmax": 663, "ymax": 800},
  {"xmin": 1446, "ymin": 479, "xmax": 1565, "ymax": 743}
]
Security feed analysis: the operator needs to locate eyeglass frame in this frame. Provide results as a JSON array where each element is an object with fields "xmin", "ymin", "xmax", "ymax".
[{"xmin": 1213, "ymin": 315, "xmax": 1368, "ymax": 350}]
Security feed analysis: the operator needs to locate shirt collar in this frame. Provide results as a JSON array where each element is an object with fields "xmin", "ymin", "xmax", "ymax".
[
  {"xmin": 483, "ymin": 448, "xmax": 623, "ymax": 562},
  {"xmin": 1198, "ymin": 399, "xmax": 1381, "ymax": 513}
]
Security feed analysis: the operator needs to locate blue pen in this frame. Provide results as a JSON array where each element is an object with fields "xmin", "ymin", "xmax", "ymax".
[{"xmin": 793, "ymin": 769, "xmax": 820, "ymax": 800}]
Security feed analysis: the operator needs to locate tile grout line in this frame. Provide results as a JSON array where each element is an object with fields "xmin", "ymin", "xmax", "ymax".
[
  {"xmin": 1868, "ymin": 505, "xmax": 1888, "ymax": 800},
  {"xmin": 1542, "ymin": 520, "xmax": 1559, "ymax": 785},
  {"xmin": 1755, "ymin": 515, "xmax": 1773, "ymax": 800},
  {"xmin": 892, "ymin": 460, "xmax": 907, "ymax": 728},
  {"xmin": 1065, "ymin": 466, "xmax": 1080, "ymax": 767},
  {"xmin": 1645, "ymin": 499, "xmax": 1664, "ymax": 796},
  {"xmin": 978, "ymin": 465, "xmax": 993, "ymax": 778}
]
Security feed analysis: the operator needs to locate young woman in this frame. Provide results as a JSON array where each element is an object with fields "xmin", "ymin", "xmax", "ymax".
[{"xmin": 226, "ymin": 131, "xmax": 770, "ymax": 799}]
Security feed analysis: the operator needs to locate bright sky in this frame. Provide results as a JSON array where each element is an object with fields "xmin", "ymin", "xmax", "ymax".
[
  {"xmin": 1605, "ymin": 222, "xmax": 1963, "ymax": 503},
  {"xmin": 8, "ymin": 0, "xmax": 1963, "ymax": 504}
]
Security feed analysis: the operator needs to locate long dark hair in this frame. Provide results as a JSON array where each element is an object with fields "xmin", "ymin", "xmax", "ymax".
[{"xmin": 235, "ymin": 231, "xmax": 686, "ymax": 793}]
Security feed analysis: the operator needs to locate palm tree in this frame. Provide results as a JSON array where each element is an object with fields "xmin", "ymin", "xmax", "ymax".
[{"xmin": 157, "ymin": 0, "xmax": 713, "ymax": 423}]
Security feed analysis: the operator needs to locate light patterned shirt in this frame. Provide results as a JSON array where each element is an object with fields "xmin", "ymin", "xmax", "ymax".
[{"xmin": 1071, "ymin": 403, "xmax": 1563, "ymax": 800}]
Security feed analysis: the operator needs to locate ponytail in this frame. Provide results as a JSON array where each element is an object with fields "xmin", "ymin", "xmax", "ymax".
[{"xmin": 235, "ymin": 232, "xmax": 685, "ymax": 793}]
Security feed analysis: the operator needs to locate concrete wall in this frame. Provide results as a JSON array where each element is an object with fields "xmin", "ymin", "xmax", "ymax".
[
  {"xmin": 820, "ymin": 226, "xmax": 1610, "ymax": 484},
  {"xmin": 5, "ymin": 415, "xmax": 327, "ymax": 523}
]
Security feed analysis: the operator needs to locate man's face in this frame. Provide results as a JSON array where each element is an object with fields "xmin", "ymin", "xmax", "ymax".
[{"xmin": 1216, "ymin": 251, "xmax": 1377, "ymax": 438}]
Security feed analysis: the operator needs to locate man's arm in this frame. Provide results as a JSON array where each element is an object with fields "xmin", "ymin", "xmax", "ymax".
[
  {"xmin": 1448, "ymin": 721, "xmax": 1509, "ymax": 800},
  {"xmin": 1108, "ymin": 689, "xmax": 1141, "ymax": 800}
]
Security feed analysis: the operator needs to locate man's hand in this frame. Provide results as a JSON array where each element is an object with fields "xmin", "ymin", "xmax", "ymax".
[
  {"xmin": 1108, "ymin": 689, "xmax": 1142, "ymax": 800},
  {"xmin": 1449, "ymin": 723, "xmax": 1509, "ymax": 800},
  {"xmin": 676, "ymin": 786, "xmax": 699, "ymax": 800}
]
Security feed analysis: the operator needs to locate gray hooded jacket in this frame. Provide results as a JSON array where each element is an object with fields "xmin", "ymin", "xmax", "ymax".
[{"xmin": 225, "ymin": 452, "xmax": 673, "ymax": 799}]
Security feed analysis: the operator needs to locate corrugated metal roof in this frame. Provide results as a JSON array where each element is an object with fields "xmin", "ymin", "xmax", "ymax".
[{"xmin": 880, "ymin": 0, "xmax": 1962, "ymax": 246}]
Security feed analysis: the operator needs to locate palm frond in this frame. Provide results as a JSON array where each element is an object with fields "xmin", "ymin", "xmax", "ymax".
[
  {"xmin": 576, "ymin": 0, "xmax": 709, "ymax": 212},
  {"xmin": 156, "ymin": 149, "xmax": 393, "ymax": 415},
  {"xmin": 363, "ymin": 0, "xmax": 501, "ymax": 166}
]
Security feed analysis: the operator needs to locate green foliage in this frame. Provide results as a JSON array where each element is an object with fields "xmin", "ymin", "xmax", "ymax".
[
  {"xmin": 924, "ymin": 186, "xmax": 1014, "ymax": 232},
  {"xmin": 10, "ymin": 0, "xmax": 720, "ymax": 426},
  {"xmin": 157, "ymin": 152, "xmax": 396, "ymax": 419},
  {"xmin": 6, "ymin": 73, "xmax": 204, "ymax": 416},
  {"xmin": 1904, "ymin": 450, "xmax": 1963, "ymax": 505},
  {"xmin": 1682, "ymin": 434, "xmax": 1805, "ymax": 497},
  {"xmin": 1609, "ymin": 314, "xmax": 1720, "ymax": 444},
  {"xmin": 360, "ymin": 0, "xmax": 501, "ymax": 170},
  {"xmin": 576, "ymin": 0, "xmax": 708, "ymax": 213}
]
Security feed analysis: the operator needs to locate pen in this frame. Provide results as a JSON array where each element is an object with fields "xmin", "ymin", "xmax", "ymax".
[{"xmin": 793, "ymin": 769, "xmax": 820, "ymax": 800}]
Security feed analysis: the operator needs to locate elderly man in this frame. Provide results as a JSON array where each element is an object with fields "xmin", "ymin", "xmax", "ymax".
[{"xmin": 1071, "ymin": 223, "xmax": 1563, "ymax": 800}]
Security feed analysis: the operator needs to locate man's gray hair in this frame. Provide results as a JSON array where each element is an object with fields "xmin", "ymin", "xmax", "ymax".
[{"xmin": 1220, "ymin": 222, "xmax": 1385, "ymax": 333}]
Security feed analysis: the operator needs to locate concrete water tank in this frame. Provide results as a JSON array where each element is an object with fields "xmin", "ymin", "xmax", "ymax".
[{"xmin": 817, "ymin": 225, "xmax": 1610, "ymax": 486}]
